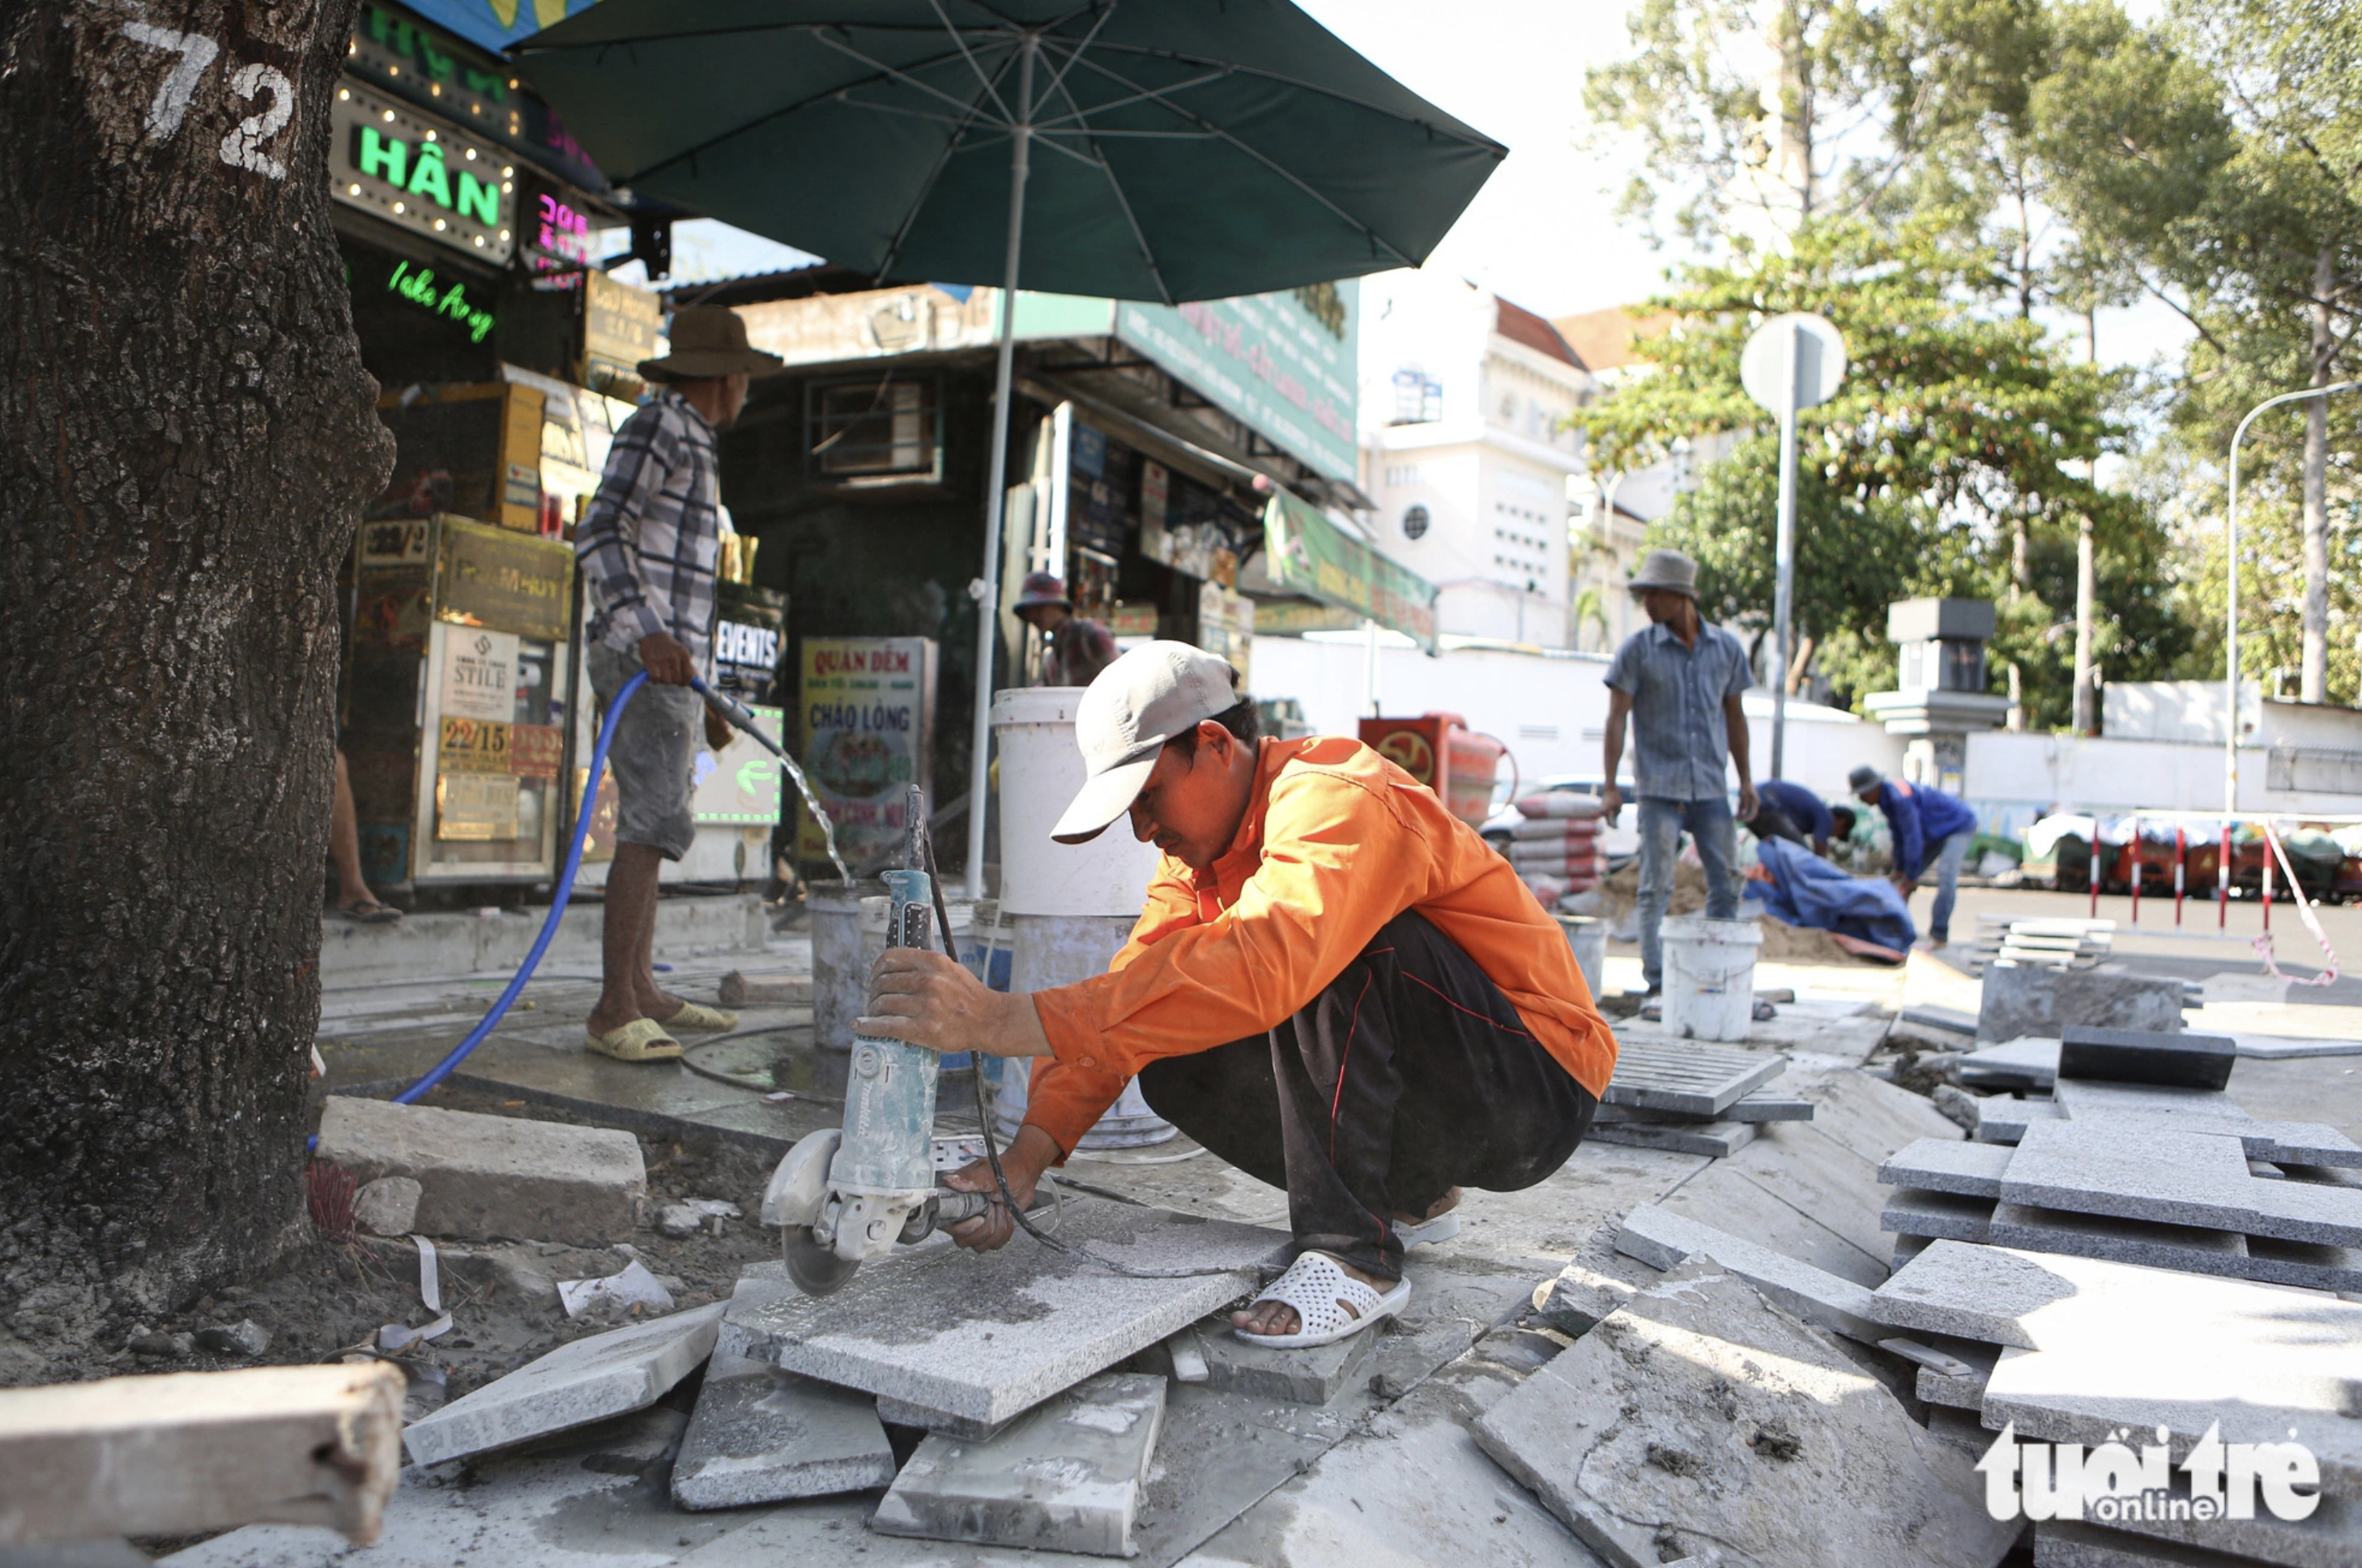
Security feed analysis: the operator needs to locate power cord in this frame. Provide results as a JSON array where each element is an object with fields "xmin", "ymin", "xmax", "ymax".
[{"xmin": 918, "ymin": 823, "xmax": 1249, "ymax": 1281}]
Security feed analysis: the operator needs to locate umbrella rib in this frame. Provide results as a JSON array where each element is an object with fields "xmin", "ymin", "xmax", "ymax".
[
  {"xmin": 1055, "ymin": 37, "xmax": 1506, "ymax": 152},
  {"xmin": 873, "ymin": 41, "xmax": 1025, "ymax": 283},
  {"xmin": 1047, "ymin": 46, "xmax": 1422, "ymax": 267},
  {"xmin": 1033, "ymin": 0, "xmax": 1119, "ymax": 108},
  {"xmin": 812, "ymin": 28, "xmax": 1021, "ymax": 130},
  {"xmin": 1033, "ymin": 67, "xmax": 1230, "ymax": 130},
  {"xmin": 517, "ymin": 21, "xmax": 973, "ymax": 54},
  {"xmin": 1040, "ymin": 67, "xmax": 1175, "ymax": 307},
  {"xmin": 924, "ymin": 0, "xmax": 1014, "ymax": 124},
  {"xmin": 608, "ymin": 40, "xmax": 1000, "ymax": 184}
]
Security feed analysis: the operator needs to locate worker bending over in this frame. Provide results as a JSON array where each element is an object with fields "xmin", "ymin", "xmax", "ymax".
[
  {"xmin": 1846, "ymin": 765, "xmax": 1977, "ymax": 947},
  {"xmin": 861, "ymin": 643, "xmax": 1613, "ymax": 1348}
]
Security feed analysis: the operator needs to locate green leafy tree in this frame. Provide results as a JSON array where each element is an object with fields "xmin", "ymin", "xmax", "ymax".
[{"xmin": 1576, "ymin": 221, "xmax": 2185, "ymax": 724}]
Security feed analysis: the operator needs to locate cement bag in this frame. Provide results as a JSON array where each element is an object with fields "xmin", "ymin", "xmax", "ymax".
[
  {"xmin": 1516, "ymin": 794, "xmax": 1605, "ymax": 820},
  {"xmin": 1510, "ymin": 816, "xmax": 1602, "ymax": 842}
]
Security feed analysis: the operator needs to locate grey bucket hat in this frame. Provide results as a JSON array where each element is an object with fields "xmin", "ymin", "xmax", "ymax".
[
  {"xmin": 1628, "ymin": 549, "xmax": 1699, "ymax": 599},
  {"xmin": 1847, "ymin": 765, "xmax": 1883, "ymax": 795}
]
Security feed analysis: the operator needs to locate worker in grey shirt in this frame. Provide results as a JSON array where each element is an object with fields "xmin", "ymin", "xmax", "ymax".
[{"xmin": 1598, "ymin": 550, "xmax": 1758, "ymax": 995}]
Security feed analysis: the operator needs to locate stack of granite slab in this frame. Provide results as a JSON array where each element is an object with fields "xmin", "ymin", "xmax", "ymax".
[
  {"xmin": 1870, "ymin": 1238, "xmax": 2362, "ymax": 1567},
  {"xmin": 1879, "ymin": 1026, "xmax": 2362, "ymax": 1292},
  {"xmin": 1586, "ymin": 1037, "xmax": 1812, "ymax": 1157}
]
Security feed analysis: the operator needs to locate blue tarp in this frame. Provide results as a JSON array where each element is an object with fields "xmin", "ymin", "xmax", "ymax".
[{"xmin": 1745, "ymin": 837, "xmax": 1918, "ymax": 952}]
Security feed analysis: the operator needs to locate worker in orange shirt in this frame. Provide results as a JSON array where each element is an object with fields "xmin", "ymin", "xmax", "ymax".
[{"xmin": 861, "ymin": 643, "xmax": 1613, "ymax": 1349}]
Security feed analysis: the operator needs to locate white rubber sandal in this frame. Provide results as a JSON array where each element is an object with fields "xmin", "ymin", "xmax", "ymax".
[
  {"xmin": 1395, "ymin": 1212, "xmax": 1461, "ymax": 1249},
  {"xmin": 1233, "ymin": 1251, "xmax": 1410, "ymax": 1349}
]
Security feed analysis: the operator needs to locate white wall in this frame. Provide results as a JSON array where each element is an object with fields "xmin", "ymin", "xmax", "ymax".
[
  {"xmin": 1248, "ymin": 636, "xmax": 1902, "ymax": 807},
  {"xmin": 1964, "ymin": 730, "xmax": 2362, "ymax": 841}
]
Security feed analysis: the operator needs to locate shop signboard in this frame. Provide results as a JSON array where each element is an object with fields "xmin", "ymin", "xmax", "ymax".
[
  {"xmin": 433, "ymin": 515, "xmax": 572, "ymax": 640},
  {"xmin": 395, "ymin": 0, "xmax": 601, "ymax": 57},
  {"xmin": 583, "ymin": 271, "xmax": 662, "ymax": 395},
  {"xmin": 333, "ymin": 79, "xmax": 515, "ymax": 262},
  {"xmin": 796, "ymin": 637, "xmax": 938, "ymax": 871},
  {"xmin": 693, "ymin": 706, "xmax": 788, "ymax": 827},
  {"xmin": 435, "ymin": 770, "xmax": 520, "ymax": 841},
  {"xmin": 1115, "ymin": 282, "xmax": 1358, "ymax": 482},
  {"xmin": 348, "ymin": 2, "xmax": 608, "ymax": 194},
  {"xmin": 1262, "ymin": 489, "xmax": 1438, "ymax": 650},
  {"xmin": 439, "ymin": 628, "xmax": 518, "ymax": 722}
]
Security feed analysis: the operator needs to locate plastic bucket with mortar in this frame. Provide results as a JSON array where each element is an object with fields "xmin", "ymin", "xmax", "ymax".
[
  {"xmin": 1659, "ymin": 915, "xmax": 1762, "ymax": 1042},
  {"xmin": 990, "ymin": 688, "xmax": 1170, "ymax": 1147},
  {"xmin": 1554, "ymin": 914, "xmax": 1606, "ymax": 1001}
]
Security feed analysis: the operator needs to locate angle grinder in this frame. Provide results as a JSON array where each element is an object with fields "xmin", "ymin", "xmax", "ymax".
[{"xmin": 758, "ymin": 789, "xmax": 991, "ymax": 1295}]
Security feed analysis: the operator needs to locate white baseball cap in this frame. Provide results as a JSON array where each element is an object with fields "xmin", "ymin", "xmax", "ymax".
[{"xmin": 1050, "ymin": 641, "xmax": 1240, "ymax": 844}]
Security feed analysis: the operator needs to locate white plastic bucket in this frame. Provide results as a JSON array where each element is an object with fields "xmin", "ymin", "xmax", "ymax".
[
  {"xmin": 1660, "ymin": 915, "xmax": 1762, "ymax": 1042},
  {"xmin": 808, "ymin": 881, "xmax": 886, "ymax": 1050},
  {"xmin": 1555, "ymin": 914, "xmax": 1606, "ymax": 1001},
  {"xmin": 990, "ymin": 688, "xmax": 1159, "ymax": 918},
  {"xmin": 992, "ymin": 912, "xmax": 1175, "ymax": 1148}
]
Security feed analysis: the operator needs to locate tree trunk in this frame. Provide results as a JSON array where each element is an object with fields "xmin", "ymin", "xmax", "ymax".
[
  {"xmin": 2300, "ymin": 244, "xmax": 2334, "ymax": 705},
  {"xmin": 0, "ymin": 1, "xmax": 387, "ymax": 1374}
]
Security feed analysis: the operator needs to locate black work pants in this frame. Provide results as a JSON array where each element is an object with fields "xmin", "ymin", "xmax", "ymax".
[{"xmin": 1136, "ymin": 910, "xmax": 1597, "ymax": 1282}]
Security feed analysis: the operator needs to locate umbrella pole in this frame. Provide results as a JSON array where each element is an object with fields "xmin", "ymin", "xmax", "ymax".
[{"xmin": 964, "ymin": 34, "xmax": 1038, "ymax": 901}]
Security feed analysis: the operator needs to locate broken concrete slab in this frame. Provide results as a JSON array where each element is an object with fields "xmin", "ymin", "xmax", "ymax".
[
  {"xmin": 1531, "ymin": 1259, "xmax": 1642, "ymax": 1337},
  {"xmin": 1979, "ymin": 964, "xmax": 2185, "ymax": 1043},
  {"xmin": 1880, "ymin": 1137, "xmax": 2015, "ymax": 1197},
  {"xmin": 1194, "ymin": 1319, "xmax": 1377, "ymax": 1405},
  {"xmin": 315, "ymin": 1097, "xmax": 646, "ymax": 1246},
  {"xmin": 871, "ymin": 1373, "xmax": 1167, "ymax": 1558},
  {"xmin": 715, "ymin": 971, "xmax": 812, "ymax": 1008},
  {"xmin": 1882, "ymin": 1187, "xmax": 1997, "ymax": 1244},
  {"xmin": 400, "ymin": 1302, "xmax": 725, "ymax": 1467},
  {"xmin": 352, "ymin": 1176, "xmax": 422, "ymax": 1237},
  {"xmin": 1615, "ymin": 1204, "xmax": 1882, "ymax": 1343},
  {"xmin": 1473, "ymin": 1259, "xmax": 2019, "ymax": 1568},
  {"xmin": 672, "ymin": 1368, "xmax": 895, "ymax": 1510},
  {"xmin": 2059, "ymin": 1025, "xmax": 2236, "ymax": 1091},
  {"xmin": 1656, "ymin": 1156, "xmax": 1890, "ymax": 1286},
  {"xmin": 1976, "ymin": 1094, "xmax": 2064, "ymax": 1144},
  {"xmin": 0, "ymin": 1364, "xmax": 403, "ymax": 1546},
  {"xmin": 731, "ymin": 1199, "xmax": 1285, "ymax": 1428},
  {"xmin": 161, "ymin": 1407, "xmax": 770, "ymax": 1568}
]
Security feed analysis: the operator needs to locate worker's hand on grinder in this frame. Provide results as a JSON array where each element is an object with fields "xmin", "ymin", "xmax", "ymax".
[
  {"xmin": 859, "ymin": 948, "xmax": 1060, "ymax": 1254},
  {"xmin": 637, "ymin": 630, "xmax": 697, "ymax": 686}
]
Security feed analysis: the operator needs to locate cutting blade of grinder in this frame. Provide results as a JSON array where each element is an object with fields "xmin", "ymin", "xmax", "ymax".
[{"xmin": 784, "ymin": 1229, "xmax": 862, "ymax": 1297}]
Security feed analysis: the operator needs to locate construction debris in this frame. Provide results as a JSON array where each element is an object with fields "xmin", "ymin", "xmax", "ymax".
[
  {"xmin": 352, "ymin": 1175, "xmax": 424, "ymax": 1236},
  {"xmin": 315, "ymin": 1097, "xmax": 646, "ymax": 1246},
  {"xmin": 871, "ymin": 1372, "xmax": 1168, "ymax": 1557},
  {"xmin": 1614, "ymin": 1203, "xmax": 1882, "ymax": 1343},
  {"xmin": 400, "ymin": 1302, "xmax": 725, "ymax": 1467},
  {"xmin": 0, "ymin": 1364, "xmax": 404, "ymax": 1546},
  {"xmin": 1473, "ymin": 1258, "xmax": 2019, "ymax": 1568}
]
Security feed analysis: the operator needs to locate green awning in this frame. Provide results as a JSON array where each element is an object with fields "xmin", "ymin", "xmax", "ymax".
[{"xmin": 1260, "ymin": 490, "xmax": 1438, "ymax": 650}]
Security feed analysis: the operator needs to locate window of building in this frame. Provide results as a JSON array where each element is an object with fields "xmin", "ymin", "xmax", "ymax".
[
  {"xmin": 807, "ymin": 377, "xmax": 940, "ymax": 484},
  {"xmin": 1402, "ymin": 504, "xmax": 1430, "ymax": 540}
]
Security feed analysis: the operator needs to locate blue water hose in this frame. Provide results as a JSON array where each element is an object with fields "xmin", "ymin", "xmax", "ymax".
[{"xmin": 309, "ymin": 671, "xmax": 651, "ymax": 1148}]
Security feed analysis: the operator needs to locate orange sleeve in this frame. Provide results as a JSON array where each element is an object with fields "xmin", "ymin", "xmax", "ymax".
[
  {"xmin": 1018, "ymin": 854, "xmax": 1201, "ymax": 1157},
  {"xmin": 1030, "ymin": 770, "xmax": 1428, "ymax": 1080}
]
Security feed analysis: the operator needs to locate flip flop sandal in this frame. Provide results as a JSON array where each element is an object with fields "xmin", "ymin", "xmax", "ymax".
[
  {"xmin": 1395, "ymin": 1212, "xmax": 1461, "ymax": 1249},
  {"xmin": 586, "ymin": 1018, "xmax": 684, "ymax": 1062},
  {"xmin": 330, "ymin": 900, "xmax": 403, "ymax": 924},
  {"xmin": 662, "ymin": 1001, "xmax": 740, "ymax": 1033},
  {"xmin": 1233, "ymin": 1251, "xmax": 1410, "ymax": 1349}
]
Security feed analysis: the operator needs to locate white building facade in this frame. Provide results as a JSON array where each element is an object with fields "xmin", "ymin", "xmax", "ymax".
[{"xmin": 1358, "ymin": 271, "xmax": 1594, "ymax": 649}]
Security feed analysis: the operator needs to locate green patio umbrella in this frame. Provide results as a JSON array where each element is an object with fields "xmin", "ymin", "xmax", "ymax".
[{"xmin": 516, "ymin": 0, "xmax": 1507, "ymax": 893}]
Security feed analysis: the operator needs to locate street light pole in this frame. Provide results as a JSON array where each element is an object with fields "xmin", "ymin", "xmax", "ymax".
[
  {"xmin": 1770, "ymin": 324, "xmax": 1800, "ymax": 780},
  {"xmin": 2223, "ymin": 380, "xmax": 2362, "ymax": 823}
]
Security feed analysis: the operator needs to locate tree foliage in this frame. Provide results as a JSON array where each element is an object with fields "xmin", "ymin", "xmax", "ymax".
[{"xmin": 1575, "ymin": 220, "xmax": 2187, "ymax": 723}]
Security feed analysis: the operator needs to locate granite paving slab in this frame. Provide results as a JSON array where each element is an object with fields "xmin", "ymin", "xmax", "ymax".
[
  {"xmin": 2003, "ymin": 1118, "xmax": 2362, "ymax": 1246},
  {"xmin": 1615, "ymin": 1204, "xmax": 1882, "ymax": 1343},
  {"xmin": 1657, "ymin": 1158, "xmax": 1889, "ymax": 1286},
  {"xmin": 1193, "ymin": 1319, "xmax": 1377, "ymax": 1405},
  {"xmin": 872, "ymin": 1373, "xmax": 1167, "ymax": 1558},
  {"xmin": 1985, "ymin": 1202, "xmax": 2250, "ymax": 1276},
  {"xmin": 1585, "ymin": 1118, "xmax": 1757, "ymax": 1157},
  {"xmin": 1882, "ymin": 1187, "xmax": 1997, "ymax": 1243},
  {"xmin": 2059, "ymin": 1025, "xmax": 2236, "ymax": 1090},
  {"xmin": 1975, "ymin": 1095, "xmax": 2063, "ymax": 1144},
  {"xmin": 1979, "ymin": 965, "xmax": 2185, "ymax": 1043},
  {"xmin": 731, "ymin": 1199, "xmax": 1286, "ymax": 1427},
  {"xmin": 2050, "ymin": 1078, "xmax": 2253, "ymax": 1123},
  {"xmin": 2032, "ymin": 1519, "xmax": 2257, "ymax": 1567},
  {"xmin": 1473, "ymin": 1259, "xmax": 2018, "ymax": 1568},
  {"xmin": 1956, "ymin": 1036, "xmax": 2060, "ymax": 1089},
  {"xmin": 672, "ymin": 1369, "xmax": 894, "ymax": 1510},
  {"xmin": 1879, "ymin": 1137, "xmax": 2014, "ymax": 1197},
  {"xmin": 1601, "ymin": 1038, "xmax": 1789, "ymax": 1116},
  {"xmin": 401, "ymin": 1303, "xmax": 725, "ymax": 1467}
]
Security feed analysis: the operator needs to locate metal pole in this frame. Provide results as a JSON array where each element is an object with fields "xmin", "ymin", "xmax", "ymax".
[
  {"xmin": 1769, "ymin": 325, "xmax": 1800, "ymax": 780},
  {"xmin": 2225, "ymin": 381, "xmax": 2362, "ymax": 824},
  {"xmin": 2263, "ymin": 824, "xmax": 2274, "ymax": 931},
  {"xmin": 2175, "ymin": 824, "xmax": 2185, "ymax": 927},
  {"xmin": 2129, "ymin": 815, "xmax": 2140, "ymax": 926},
  {"xmin": 2088, "ymin": 821, "xmax": 2100, "ymax": 919},
  {"xmin": 963, "ymin": 33, "xmax": 1037, "ymax": 901},
  {"xmin": 2219, "ymin": 822, "xmax": 2230, "ymax": 931}
]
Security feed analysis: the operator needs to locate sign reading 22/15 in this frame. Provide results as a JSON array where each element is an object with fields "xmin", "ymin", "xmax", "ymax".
[{"xmin": 122, "ymin": 20, "xmax": 295, "ymax": 180}]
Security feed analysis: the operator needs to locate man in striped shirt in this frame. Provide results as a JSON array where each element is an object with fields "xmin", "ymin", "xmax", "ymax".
[{"xmin": 575, "ymin": 305, "xmax": 780, "ymax": 1063}]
